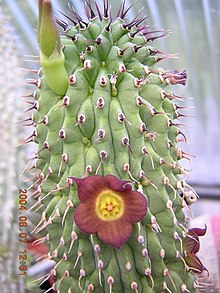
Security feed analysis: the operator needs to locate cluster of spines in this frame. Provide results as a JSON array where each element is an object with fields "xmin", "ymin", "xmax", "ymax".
[{"xmin": 24, "ymin": 1, "xmax": 201, "ymax": 292}]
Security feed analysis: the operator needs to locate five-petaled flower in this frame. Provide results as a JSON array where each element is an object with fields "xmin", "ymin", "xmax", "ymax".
[
  {"xmin": 183, "ymin": 225, "xmax": 208, "ymax": 274},
  {"xmin": 70, "ymin": 175, "xmax": 148, "ymax": 249}
]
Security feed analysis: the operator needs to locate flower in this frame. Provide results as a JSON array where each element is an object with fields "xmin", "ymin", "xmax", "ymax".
[
  {"xmin": 183, "ymin": 226, "xmax": 208, "ymax": 274},
  {"xmin": 70, "ymin": 175, "xmax": 147, "ymax": 249}
]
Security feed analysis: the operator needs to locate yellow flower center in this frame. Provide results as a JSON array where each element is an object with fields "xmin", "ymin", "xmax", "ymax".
[{"xmin": 95, "ymin": 190, "xmax": 124, "ymax": 221}]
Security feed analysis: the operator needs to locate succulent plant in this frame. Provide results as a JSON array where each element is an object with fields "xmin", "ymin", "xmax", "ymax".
[{"xmin": 26, "ymin": 0, "xmax": 208, "ymax": 292}]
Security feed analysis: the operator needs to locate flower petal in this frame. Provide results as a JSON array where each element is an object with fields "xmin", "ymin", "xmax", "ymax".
[
  {"xmin": 74, "ymin": 200, "xmax": 103, "ymax": 234},
  {"xmin": 185, "ymin": 252, "xmax": 205, "ymax": 274},
  {"xmin": 105, "ymin": 175, "xmax": 132, "ymax": 192},
  {"xmin": 69, "ymin": 175, "xmax": 107, "ymax": 202},
  {"xmin": 122, "ymin": 191, "xmax": 147, "ymax": 223},
  {"xmin": 97, "ymin": 221, "xmax": 133, "ymax": 249},
  {"xmin": 184, "ymin": 236, "xmax": 200, "ymax": 254},
  {"xmin": 189, "ymin": 225, "xmax": 207, "ymax": 237}
]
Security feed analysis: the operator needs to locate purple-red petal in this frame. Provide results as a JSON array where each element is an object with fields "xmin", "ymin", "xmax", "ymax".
[
  {"xmin": 69, "ymin": 175, "xmax": 107, "ymax": 202},
  {"xmin": 122, "ymin": 191, "xmax": 147, "ymax": 223},
  {"xmin": 74, "ymin": 201, "xmax": 103, "ymax": 234},
  {"xmin": 189, "ymin": 225, "xmax": 207, "ymax": 237},
  {"xmin": 97, "ymin": 220, "xmax": 133, "ymax": 249},
  {"xmin": 184, "ymin": 236, "xmax": 200, "ymax": 254},
  {"xmin": 185, "ymin": 253, "xmax": 205, "ymax": 274},
  {"xmin": 105, "ymin": 175, "xmax": 132, "ymax": 192}
]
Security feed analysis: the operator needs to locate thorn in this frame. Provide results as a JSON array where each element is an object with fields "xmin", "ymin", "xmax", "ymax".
[
  {"xmin": 33, "ymin": 271, "xmax": 50, "ymax": 284},
  {"xmin": 130, "ymin": 281, "xmax": 139, "ymax": 293},
  {"xmin": 117, "ymin": 47, "xmax": 128, "ymax": 56},
  {"xmin": 140, "ymin": 170, "xmax": 158, "ymax": 191},
  {"xmin": 57, "ymin": 271, "xmax": 69, "ymax": 291},
  {"xmin": 24, "ymin": 101, "xmax": 39, "ymax": 113},
  {"xmin": 56, "ymin": 17, "xmax": 70, "ymax": 30},
  {"xmin": 121, "ymin": 137, "xmax": 132, "ymax": 153},
  {"xmin": 78, "ymin": 269, "xmax": 85, "ymax": 291},
  {"xmin": 144, "ymin": 30, "xmax": 167, "ymax": 42},
  {"xmin": 31, "ymin": 212, "xmax": 46, "ymax": 233},
  {"xmin": 175, "ymin": 111, "xmax": 195, "ymax": 118},
  {"xmin": 163, "ymin": 177, "xmax": 177, "ymax": 200},
  {"xmin": 141, "ymin": 147, "xmax": 155, "ymax": 169},
  {"xmin": 163, "ymin": 70, "xmax": 187, "ymax": 86},
  {"xmin": 18, "ymin": 93, "xmax": 35, "ymax": 100},
  {"xmin": 35, "ymin": 217, "xmax": 52, "ymax": 234},
  {"xmin": 53, "ymin": 253, "xmax": 67, "ymax": 271},
  {"xmin": 38, "ymin": 270, "xmax": 54, "ymax": 288},
  {"xmin": 163, "ymin": 268, "xmax": 177, "ymax": 291},
  {"xmin": 68, "ymin": 231, "xmax": 78, "ymax": 254},
  {"xmin": 168, "ymin": 118, "xmax": 187, "ymax": 128},
  {"xmin": 41, "ymin": 184, "xmax": 61, "ymax": 201},
  {"xmin": 26, "ymin": 174, "xmax": 42, "ymax": 191},
  {"xmin": 62, "ymin": 199, "xmax": 74, "ymax": 226},
  {"xmin": 51, "ymin": 237, "xmax": 65, "ymax": 256},
  {"xmin": 123, "ymin": 163, "xmax": 138, "ymax": 183},
  {"xmin": 34, "ymin": 142, "xmax": 50, "ymax": 156},
  {"xmin": 32, "ymin": 234, "xmax": 49, "ymax": 246},
  {"xmin": 27, "ymin": 187, "xmax": 41, "ymax": 200},
  {"xmin": 166, "ymin": 200, "xmax": 179, "ymax": 225},
  {"xmin": 151, "ymin": 215, "xmax": 162, "ymax": 232},
  {"xmin": 176, "ymin": 251, "xmax": 190, "ymax": 271},
  {"xmin": 16, "ymin": 130, "xmax": 37, "ymax": 146},
  {"xmin": 162, "ymin": 281, "xmax": 172, "ymax": 293},
  {"xmin": 134, "ymin": 77, "xmax": 148, "ymax": 87},
  {"xmin": 103, "ymin": 0, "xmax": 110, "ymax": 18},
  {"xmin": 24, "ymin": 59, "xmax": 40, "ymax": 64},
  {"xmin": 41, "ymin": 167, "xmax": 53, "ymax": 184},
  {"xmin": 50, "ymin": 208, "xmax": 61, "ymax": 221},
  {"xmin": 45, "ymin": 283, "xmax": 55, "ymax": 293},
  {"xmin": 97, "ymin": 260, "xmax": 104, "ymax": 287},
  {"xmin": 94, "ymin": 2, "xmax": 103, "ymax": 20},
  {"xmin": 28, "ymin": 196, "xmax": 42, "ymax": 212},
  {"xmin": 20, "ymin": 157, "xmax": 37, "ymax": 176},
  {"xmin": 70, "ymin": 3, "xmax": 88, "ymax": 27},
  {"xmin": 20, "ymin": 79, "xmax": 41, "ymax": 88},
  {"xmin": 174, "ymin": 231, "xmax": 183, "ymax": 254},
  {"xmin": 107, "ymin": 276, "xmax": 114, "ymax": 293},
  {"xmin": 181, "ymin": 284, "xmax": 190, "ymax": 292},
  {"xmin": 58, "ymin": 9, "xmax": 77, "ymax": 25},
  {"xmin": 145, "ymin": 268, "xmax": 154, "ymax": 289},
  {"xmin": 24, "ymin": 54, "xmax": 39, "ymax": 58},
  {"xmin": 73, "ymin": 251, "xmax": 82, "ymax": 270},
  {"xmin": 58, "ymin": 153, "xmax": 68, "ymax": 177},
  {"xmin": 95, "ymin": 151, "xmax": 107, "ymax": 175},
  {"xmin": 174, "ymin": 104, "xmax": 195, "ymax": 110},
  {"xmin": 142, "ymin": 248, "xmax": 152, "ymax": 268},
  {"xmin": 84, "ymin": 0, "xmax": 96, "ymax": 19},
  {"xmin": 105, "ymin": 19, "xmax": 113, "ymax": 32}
]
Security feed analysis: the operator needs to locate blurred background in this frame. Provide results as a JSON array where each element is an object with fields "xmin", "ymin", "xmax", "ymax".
[{"xmin": 0, "ymin": 0, "xmax": 219, "ymax": 292}]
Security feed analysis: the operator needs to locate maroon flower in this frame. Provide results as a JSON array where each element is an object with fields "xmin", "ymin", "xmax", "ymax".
[
  {"xmin": 183, "ymin": 226, "xmax": 208, "ymax": 274},
  {"xmin": 70, "ymin": 175, "xmax": 147, "ymax": 249}
]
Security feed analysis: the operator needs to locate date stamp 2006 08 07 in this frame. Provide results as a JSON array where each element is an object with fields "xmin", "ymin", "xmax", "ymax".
[{"xmin": 18, "ymin": 188, "xmax": 28, "ymax": 277}]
